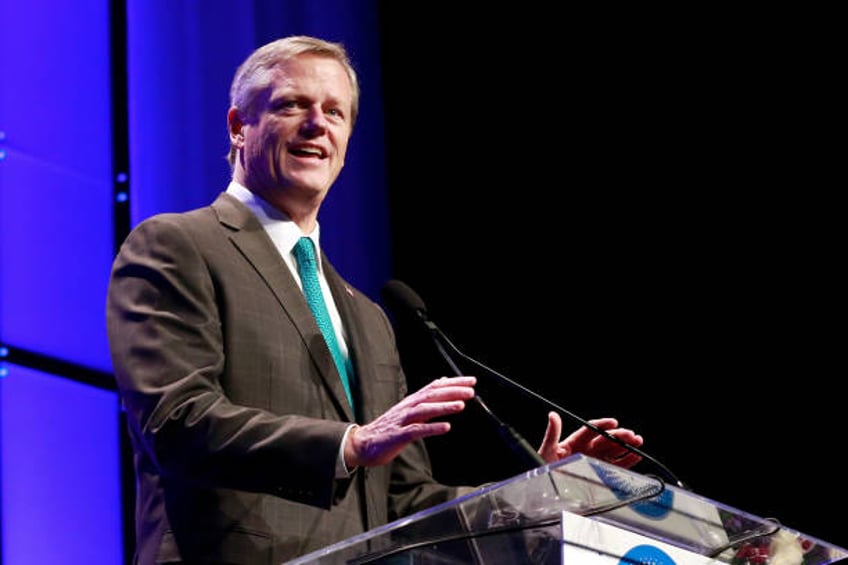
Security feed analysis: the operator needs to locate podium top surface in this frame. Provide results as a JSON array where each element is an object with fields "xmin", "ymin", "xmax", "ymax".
[{"xmin": 286, "ymin": 454, "xmax": 848, "ymax": 565}]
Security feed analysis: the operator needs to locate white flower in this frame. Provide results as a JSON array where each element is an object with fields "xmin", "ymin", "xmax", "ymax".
[{"xmin": 768, "ymin": 529, "xmax": 804, "ymax": 565}]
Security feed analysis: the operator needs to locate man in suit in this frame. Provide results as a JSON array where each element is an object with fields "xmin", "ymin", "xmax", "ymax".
[{"xmin": 106, "ymin": 35, "xmax": 645, "ymax": 564}]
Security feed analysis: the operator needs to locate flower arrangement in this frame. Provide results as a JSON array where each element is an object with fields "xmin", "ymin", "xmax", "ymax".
[{"xmin": 730, "ymin": 528, "xmax": 817, "ymax": 565}]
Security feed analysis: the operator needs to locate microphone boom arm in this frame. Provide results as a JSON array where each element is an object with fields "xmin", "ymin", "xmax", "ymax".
[
  {"xmin": 436, "ymin": 328, "xmax": 688, "ymax": 490},
  {"xmin": 380, "ymin": 279, "xmax": 686, "ymax": 489},
  {"xmin": 420, "ymin": 314, "xmax": 546, "ymax": 470}
]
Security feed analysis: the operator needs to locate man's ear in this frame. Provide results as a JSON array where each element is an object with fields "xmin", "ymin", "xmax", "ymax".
[{"xmin": 227, "ymin": 107, "xmax": 245, "ymax": 144}]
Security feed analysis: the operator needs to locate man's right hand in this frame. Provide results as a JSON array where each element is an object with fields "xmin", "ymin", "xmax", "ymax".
[{"xmin": 344, "ymin": 376, "xmax": 477, "ymax": 468}]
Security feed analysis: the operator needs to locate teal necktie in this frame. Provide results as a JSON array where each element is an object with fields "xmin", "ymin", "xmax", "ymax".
[{"xmin": 293, "ymin": 237, "xmax": 355, "ymax": 411}]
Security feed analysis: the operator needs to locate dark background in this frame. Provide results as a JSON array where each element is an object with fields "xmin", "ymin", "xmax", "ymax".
[
  {"xmin": 2, "ymin": 4, "xmax": 839, "ymax": 562},
  {"xmin": 377, "ymin": 5, "xmax": 843, "ymax": 547}
]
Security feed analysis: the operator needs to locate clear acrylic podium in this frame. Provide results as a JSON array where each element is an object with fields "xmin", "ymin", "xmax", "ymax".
[{"xmin": 286, "ymin": 454, "xmax": 848, "ymax": 564}]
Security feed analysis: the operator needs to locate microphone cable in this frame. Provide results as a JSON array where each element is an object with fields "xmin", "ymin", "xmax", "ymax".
[{"xmin": 436, "ymin": 328, "xmax": 688, "ymax": 490}]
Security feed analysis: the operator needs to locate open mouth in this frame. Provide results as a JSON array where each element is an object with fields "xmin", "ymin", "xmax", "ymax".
[{"xmin": 290, "ymin": 145, "xmax": 326, "ymax": 159}]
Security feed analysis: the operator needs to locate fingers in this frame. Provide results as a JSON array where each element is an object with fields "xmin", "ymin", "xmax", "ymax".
[
  {"xmin": 544, "ymin": 412, "xmax": 562, "ymax": 445},
  {"xmin": 538, "ymin": 412, "xmax": 565, "ymax": 463},
  {"xmin": 611, "ymin": 451, "xmax": 643, "ymax": 469},
  {"xmin": 586, "ymin": 429, "xmax": 643, "ymax": 457},
  {"xmin": 561, "ymin": 418, "xmax": 618, "ymax": 448},
  {"xmin": 582, "ymin": 426, "xmax": 644, "ymax": 469},
  {"xmin": 348, "ymin": 376, "xmax": 477, "ymax": 468},
  {"xmin": 398, "ymin": 376, "xmax": 476, "ymax": 421},
  {"xmin": 585, "ymin": 417, "xmax": 620, "ymax": 433},
  {"xmin": 410, "ymin": 376, "xmax": 477, "ymax": 405},
  {"xmin": 554, "ymin": 416, "xmax": 644, "ymax": 469}
]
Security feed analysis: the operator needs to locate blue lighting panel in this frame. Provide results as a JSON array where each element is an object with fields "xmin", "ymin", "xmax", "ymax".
[
  {"xmin": 0, "ymin": 364, "xmax": 123, "ymax": 564},
  {"xmin": 0, "ymin": 0, "xmax": 115, "ymax": 373}
]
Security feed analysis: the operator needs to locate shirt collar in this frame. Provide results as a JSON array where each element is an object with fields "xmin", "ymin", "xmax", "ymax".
[{"xmin": 225, "ymin": 181, "xmax": 323, "ymax": 269}]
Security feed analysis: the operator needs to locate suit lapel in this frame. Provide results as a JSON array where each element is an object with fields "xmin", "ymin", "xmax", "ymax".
[
  {"xmin": 211, "ymin": 193, "xmax": 354, "ymax": 421},
  {"xmin": 324, "ymin": 261, "xmax": 380, "ymax": 425}
]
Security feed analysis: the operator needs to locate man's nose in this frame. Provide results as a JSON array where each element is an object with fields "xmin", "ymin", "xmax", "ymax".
[{"xmin": 301, "ymin": 108, "xmax": 328, "ymax": 133}]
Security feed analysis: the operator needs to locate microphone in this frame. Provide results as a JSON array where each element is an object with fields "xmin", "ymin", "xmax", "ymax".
[
  {"xmin": 381, "ymin": 279, "xmax": 687, "ymax": 490},
  {"xmin": 381, "ymin": 280, "xmax": 545, "ymax": 471}
]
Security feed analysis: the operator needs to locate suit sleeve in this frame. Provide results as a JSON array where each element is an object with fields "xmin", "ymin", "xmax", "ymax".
[{"xmin": 106, "ymin": 214, "xmax": 348, "ymax": 509}]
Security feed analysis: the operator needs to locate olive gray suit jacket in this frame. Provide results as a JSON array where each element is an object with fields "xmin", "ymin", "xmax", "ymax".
[{"xmin": 107, "ymin": 192, "xmax": 465, "ymax": 564}]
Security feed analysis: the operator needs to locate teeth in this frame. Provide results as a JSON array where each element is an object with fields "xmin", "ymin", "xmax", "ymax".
[{"xmin": 298, "ymin": 147, "xmax": 323, "ymax": 157}]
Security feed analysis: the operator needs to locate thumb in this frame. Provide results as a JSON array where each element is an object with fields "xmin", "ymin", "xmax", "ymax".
[{"xmin": 538, "ymin": 411, "xmax": 564, "ymax": 461}]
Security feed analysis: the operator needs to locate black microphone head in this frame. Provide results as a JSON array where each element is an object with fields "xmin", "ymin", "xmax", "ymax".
[{"xmin": 381, "ymin": 279, "xmax": 428, "ymax": 318}]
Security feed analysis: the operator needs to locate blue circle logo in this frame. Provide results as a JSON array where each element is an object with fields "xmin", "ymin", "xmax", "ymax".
[{"xmin": 620, "ymin": 544, "xmax": 677, "ymax": 564}]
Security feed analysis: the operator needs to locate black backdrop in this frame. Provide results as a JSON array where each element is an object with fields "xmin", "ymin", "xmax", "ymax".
[{"xmin": 377, "ymin": 5, "xmax": 843, "ymax": 548}]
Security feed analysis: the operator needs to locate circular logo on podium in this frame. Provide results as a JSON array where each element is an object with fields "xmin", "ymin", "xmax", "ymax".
[{"xmin": 620, "ymin": 544, "xmax": 676, "ymax": 564}]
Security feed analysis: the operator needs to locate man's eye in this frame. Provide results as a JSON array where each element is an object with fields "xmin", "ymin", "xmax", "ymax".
[{"xmin": 272, "ymin": 100, "xmax": 297, "ymax": 112}]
